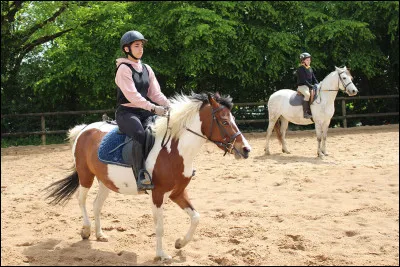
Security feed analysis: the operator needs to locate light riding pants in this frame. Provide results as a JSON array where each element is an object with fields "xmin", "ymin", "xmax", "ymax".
[{"xmin": 297, "ymin": 85, "xmax": 310, "ymax": 101}]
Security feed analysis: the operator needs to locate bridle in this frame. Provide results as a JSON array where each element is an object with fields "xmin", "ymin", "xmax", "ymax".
[
  {"xmin": 319, "ymin": 69, "xmax": 354, "ymax": 93},
  {"xmin": 338, "ymin": 70, "xmax": 354, "ymax": 92},
  {"xmin": 185, "ymin": 104, "xmax": 242, "ymax": 156}
]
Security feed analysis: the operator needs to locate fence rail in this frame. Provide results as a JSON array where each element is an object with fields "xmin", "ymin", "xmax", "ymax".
[{"xmin": 2, "ymin": 95, "xmax": 398, "ymax": 145}]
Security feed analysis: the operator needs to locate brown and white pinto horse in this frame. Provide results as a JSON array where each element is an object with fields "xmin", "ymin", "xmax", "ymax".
[{"xmin": 44, "ymin": 92, "xmax": 251, "ymax": 261}]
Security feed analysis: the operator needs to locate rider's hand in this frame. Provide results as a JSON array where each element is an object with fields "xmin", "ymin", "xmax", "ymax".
[
  {"xmin": 164, "ymin": 101, "xmax": 171, "ymax": 112},
  {"xmin": 152, "ymin": 105, "xmax": 167, "ymax": 116}
]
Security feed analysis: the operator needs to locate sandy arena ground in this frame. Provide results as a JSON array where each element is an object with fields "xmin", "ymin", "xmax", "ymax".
[{"xmin": 1, "ymin": 124, "xmax": 399, "ymax": 266}]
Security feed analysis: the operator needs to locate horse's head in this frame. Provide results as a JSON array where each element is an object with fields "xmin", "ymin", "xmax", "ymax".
[
  {"xmin": 200, "ymin": 93, "xmax": 251, "ymax": 159},
  {"xmin": 335, "ymin": 66, "xmax": 358, "ymax": 96}
]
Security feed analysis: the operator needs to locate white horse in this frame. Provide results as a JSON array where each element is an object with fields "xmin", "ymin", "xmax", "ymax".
[{"xmin": 265, "ymin": 66, "xmax": 358, "ymax": 157}]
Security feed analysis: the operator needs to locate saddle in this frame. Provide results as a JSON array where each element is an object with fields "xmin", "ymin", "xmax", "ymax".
[
  {"xmin": 289, "ymin": 86, "xmax": 318, "ymax": 106},
  {"xmin": 98, "ymin": 118, "xmax": 155, "ymax": 167}
]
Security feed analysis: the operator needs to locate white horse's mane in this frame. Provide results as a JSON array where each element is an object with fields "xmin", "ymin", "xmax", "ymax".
[{"xmin": 152, "ymin": 93, "xmax": 204, "ymax": 140}]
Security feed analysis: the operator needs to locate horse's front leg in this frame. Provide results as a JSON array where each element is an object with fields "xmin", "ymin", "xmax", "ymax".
[
  {"xmin": 170, "ymin": 190, "xmax": 199, "ymax": 249},
  {"xmin": 152, "ymin": 191, "xmax": 172, "ymax": 261},
  {"xmin": 315, "ymin": 123, "xmax": 324, "ymax": 157}
]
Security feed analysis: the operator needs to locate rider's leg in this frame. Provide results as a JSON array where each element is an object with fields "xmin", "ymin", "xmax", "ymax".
[
  {"xmin": 132, "ymin": 139, "xmax": 154, "ymax": 190},
  {"xmin": 116, "ymin": 111, "xmax": 154, "ymax": 190},
  {"xmin": 297, "ymin": 85, "xmax": 312, "ymax": 119}
]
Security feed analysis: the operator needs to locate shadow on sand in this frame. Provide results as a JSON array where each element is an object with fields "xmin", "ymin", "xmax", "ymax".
[{"xmin": 22, "ymin": 238, "xmax": 187, "ymax": 266}]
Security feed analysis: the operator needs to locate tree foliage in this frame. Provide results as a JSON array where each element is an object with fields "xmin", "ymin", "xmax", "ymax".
[{"xmin": 1, "ymin": 1, "xmax": 398, "ymax": 118}]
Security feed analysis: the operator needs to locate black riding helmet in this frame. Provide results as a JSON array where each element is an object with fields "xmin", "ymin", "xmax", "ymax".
[{"xmin": 120, "ymin": 30, "xmax": 148, "ymax": 59}]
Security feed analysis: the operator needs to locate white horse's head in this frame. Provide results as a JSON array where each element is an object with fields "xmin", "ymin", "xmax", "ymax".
[{"xmin": 335, "ymin": 66, "xmax": 358, "ymax": 96}]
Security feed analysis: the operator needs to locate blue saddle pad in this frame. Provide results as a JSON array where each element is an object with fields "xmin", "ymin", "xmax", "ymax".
[{"xmin": 98, "ymin": 127, "xmax": 132, "ymax": 167}]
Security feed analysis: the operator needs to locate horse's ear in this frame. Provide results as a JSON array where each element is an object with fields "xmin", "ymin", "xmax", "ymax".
[{"xmin": 208, "ymin": 93, "xmax": 219, "ymax": 109}]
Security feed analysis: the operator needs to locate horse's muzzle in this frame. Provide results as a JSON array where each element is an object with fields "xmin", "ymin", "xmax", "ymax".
[
  {"xmin": 234, "ymin": 146, "xmax": 250, "ymax": 159},
  {"xmin": 347, "ymin": 88, "xmax": 358, "ymax": 96},
  {"xmin": 242, "ymin": 146, "xmax": 251, "ymax": 159}
]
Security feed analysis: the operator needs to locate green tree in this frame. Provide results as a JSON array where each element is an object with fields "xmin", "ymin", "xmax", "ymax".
[
  {"xmin": 1, "ymin": 1, "xmax": 107, "ymax": 113},
  {"xmin": 2, "ymin": 1, "xmax": 398, "ymax": 117}
]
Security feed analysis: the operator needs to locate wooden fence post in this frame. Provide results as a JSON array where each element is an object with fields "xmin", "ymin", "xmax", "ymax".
[
  {"xmin": 41, "ymin": 115, "xmax": 46, "ymax": 145},
  {"xmin": 341, "ymin": 99, "xmax": 347, "ymax": 128}
]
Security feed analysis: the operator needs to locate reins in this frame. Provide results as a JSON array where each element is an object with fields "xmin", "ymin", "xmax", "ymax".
[{"xmin": 161, "ymin": 109, "xmax": 171, "ymax": 149}]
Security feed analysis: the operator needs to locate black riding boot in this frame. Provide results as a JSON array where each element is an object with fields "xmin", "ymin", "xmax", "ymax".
[
  {"xmin": 131, "ymin": 140, "xmax": 154, "ymax": 191},
  {"xmin": 302, "ymin": 101, "xmax": 312, "ymax": 119}
]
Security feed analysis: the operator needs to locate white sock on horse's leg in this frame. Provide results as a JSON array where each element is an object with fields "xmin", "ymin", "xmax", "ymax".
[
  {"xmin": 152, "ymin": 204, "xmax": 171, "ymax": 261},
  {"xmin": 175, "ymin": 207, "xmax": 200, "ymax": 249}
]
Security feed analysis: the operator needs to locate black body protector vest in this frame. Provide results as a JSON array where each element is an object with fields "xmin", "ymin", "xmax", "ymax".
[{"xmin": 116, "ymin": 63, "xmax": 153, "ymax": 118}]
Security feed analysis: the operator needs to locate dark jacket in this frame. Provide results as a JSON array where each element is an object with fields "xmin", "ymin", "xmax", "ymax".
[{"xmin": 297, "ymin": 64, "xmax": 318, "ymax": 89}]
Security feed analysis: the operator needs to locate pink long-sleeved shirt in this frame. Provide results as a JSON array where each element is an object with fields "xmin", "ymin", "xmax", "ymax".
[{"xmin": 115, "ymin": 58, "xmax": 169, "ymax": 111}]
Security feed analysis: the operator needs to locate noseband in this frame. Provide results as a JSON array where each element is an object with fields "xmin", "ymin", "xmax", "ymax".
[{"xmin": 185, "ymin": 105, "xmax": 242, "ymax": 156}]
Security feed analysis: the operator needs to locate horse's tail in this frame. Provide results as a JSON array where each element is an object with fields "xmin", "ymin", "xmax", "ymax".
[
  {"xmin": 42, "ymin": 124, "xmax": 87, "ymax": 205},
  {"xmin": 66, "ymin": 124, "xmax": 87, "ymax": 146},
  {"xmin": 43, "ymin": 167, "xmax": 80, "ymax": 206},
  {"xmin": 273, "ymin": 118, "xmax": 283, "ymax": 145}
]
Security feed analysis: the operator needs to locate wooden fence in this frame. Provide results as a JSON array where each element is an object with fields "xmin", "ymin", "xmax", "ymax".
[{"xmin": 1, "ymin": 95, "xmax": 398, "ymax": 145}]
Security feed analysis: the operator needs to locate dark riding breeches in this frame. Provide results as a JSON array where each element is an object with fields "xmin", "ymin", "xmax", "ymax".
[{"xmin": 115, "ymin": 107, "xmax": 152, "ymax": 144}]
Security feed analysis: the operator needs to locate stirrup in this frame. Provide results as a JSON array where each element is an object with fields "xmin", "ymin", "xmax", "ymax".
[{"xmin": 137, "ymin": 169, "xmax": 154, "ymax": 190}]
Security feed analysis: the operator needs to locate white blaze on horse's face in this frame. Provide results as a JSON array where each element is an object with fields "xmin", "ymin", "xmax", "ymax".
[
  {"xmin": 205, "ymin": 97, "xmax": 251, "ymax": 159},
  {"xmin": 335, "ymin": 66, "xmax": 358, "ymax": 96},
  {"xmin": 229, "ymin": 112, "xmax": 251, "ymax": 159}
]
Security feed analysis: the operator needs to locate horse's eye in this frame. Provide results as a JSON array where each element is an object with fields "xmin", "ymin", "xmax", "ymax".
[{"xmin": 222, "ymin": 121, "xmax": 229, "ymax": 126}]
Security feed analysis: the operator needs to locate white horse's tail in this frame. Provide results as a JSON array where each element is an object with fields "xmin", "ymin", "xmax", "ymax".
[
  {"xmin": 273, "ymin": 119, "xmax": 283, "ymax": 145},
  {"xmin": 66, "ymin": 124, "xmax": 87, "ymax": 146}
]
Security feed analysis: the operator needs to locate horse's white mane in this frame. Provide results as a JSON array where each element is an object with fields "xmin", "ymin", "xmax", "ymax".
[{"xmin": 152, "ymin": 93, "xmax": 204, "ymax": 140}]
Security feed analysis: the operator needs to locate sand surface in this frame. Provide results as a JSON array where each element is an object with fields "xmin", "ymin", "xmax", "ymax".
[{"xmin": 1, "ymin": 124, "xmax": 399, "ymax": 266}]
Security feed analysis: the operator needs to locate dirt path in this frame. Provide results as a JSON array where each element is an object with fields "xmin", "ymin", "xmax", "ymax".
[{"xmin": 1, "ymin": 124, "xmax": 398, "ymax": 266}]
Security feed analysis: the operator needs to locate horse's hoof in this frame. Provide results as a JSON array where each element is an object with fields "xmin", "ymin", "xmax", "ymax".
[
  {"xmin": 154, "ymin": 254, "xmax": 172, "ymax": 262},
  {"xmin": 81, "ymin": 226, "xmax": 91, "ymax": 239},
  {"xmin": 175, "ymin": 238, "xmax": 184, "ymax": 249},
  {"xmin": 96, "ymin": 234, "xmax": 109, "ymax": 242},
  {"xmin": 265, "ymin": 150, "xmax": 271, "ymax": 155}
]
